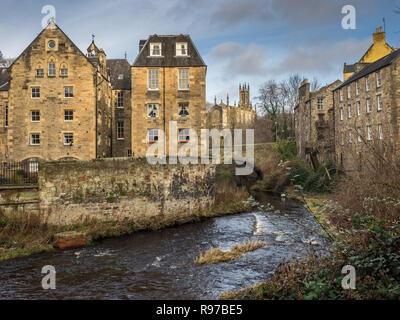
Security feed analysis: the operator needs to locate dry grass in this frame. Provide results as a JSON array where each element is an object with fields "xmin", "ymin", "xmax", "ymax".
[{"xmin": 194, "ymin": 240, "xmax": 267, "ymax": 265}]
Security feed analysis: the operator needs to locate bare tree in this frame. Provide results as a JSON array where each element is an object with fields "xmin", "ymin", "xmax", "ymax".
[
  {"xmin": 311, "ymin": 77, "xmax": 322, "ymax": 91},
  {"xmin": 0, "ymin": 50, "xmax": 14, "ymax": 67}
]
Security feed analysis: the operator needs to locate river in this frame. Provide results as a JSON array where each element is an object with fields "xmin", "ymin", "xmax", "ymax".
[{"xmin": 0, "ymin": 195, "xmax": 330, "ymax": 299}]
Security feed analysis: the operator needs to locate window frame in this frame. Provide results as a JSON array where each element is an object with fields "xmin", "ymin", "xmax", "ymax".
[
  {"xmin": 48, "ymin": 62, "xmax": 56, "ymax": 77},
  {"xmin": 150, "ymin": 43, "xmax": 162, "ymax": 57},
  {"xmin": 366, "ymin": 75, "xmax": 370, "ymax": 92},
  {"xmin": 36, "ymin": 69, "xmax": 44, "ymax": 77},
  {"xmin": 378, "ymin": 124, "xmax": 383, "ymax": 140},
  {"xmin": 116, "ymin": 91, "xmax": 124, "ymax": 108},
  {"xmin": 339, "ymin": 106, "xmax": 344, "ymax": 121},
  {"xmin": 64, "ymin": 109, "xmax": 74, "ymax": 122},
  {"xmin": 377, "ymin": 94, "xmax": 382, "ymax": 111},
  {"xmin": 63, "ymin": 133, "xmax": 74, "ymax": 146},
  {"xmin": 367, "ymin": 125, "xmax": 372, "ymax": 141},
  {"xmin": 347, "ymin": 85, "xmax": 351, "ymax": 99},
  {"xmin": 355, "ymin": 81, "xmax": 359, "ymax": 96},
  {"xmin": 117, "ymin": 121, "xmax": 124, "ymax": 140},
  {"xmin": 317, "ymin": 98, "xmax": 323, "ymax": 110},
  {"xmin": 356, "ymin": 101, "xmax": 361, "ymax": 116},
  {"xmin": 60, "ymin": 68, "xmax": 68, "ymax": 77},
  {"xmin": 366, "ymin": 98, "xmax": 371, "ymax": 114},
  {"xmin": 148, "ymin": 69, "xmax": 159, "ymax": 90},
  {"xmin": 64, "ymin": 86, "xmax": 74, "ymax": 98},
  {"xmin": 31, "ymin": 87, "xmax": 40, "ymax": 99},
  {"xmin": 347, "ymin": 104, "xmax": 351, "ymax": 119},
  {"xmin": 376, "ymin": 71, "xmax": 381, "ymax": 88},
  {"xmin": 30, "ymin": 110, "xmax": 40, "ymax": 122},
  {"xmin": 176, "ymin": 42, "xmax": 188, "ymax": 56},
  {"xmin": 148, "ymin": 129, "xmax": 159, "ymax": 144},
  {"xmin": 147, "ymin": 103, "xmax": 159, "ymax": 118},
  {"xmin": 178, "ymin": 128, "xmax": 190, "ymax": 143},
  {"xmin": 178, "ymin": 102, "xmax": 190, "ymax": 117},
  {"xmin": 30, "ymin": 133, "xmax": 41, "ymax": 146},
  {"xmin": 178, "ymin": 68, "xmax": 189, "ymax": 91}
]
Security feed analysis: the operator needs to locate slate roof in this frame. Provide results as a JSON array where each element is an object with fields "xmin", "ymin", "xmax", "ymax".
[
  {"xmin": 343, "ymin": 63, "xmax": 355, "ymax": 74},
  {"xmin": 335, "ymin": 49, "xmax": 400, "ymax": 90},
  {"xmin": 133, "ymin": 34, "xmax": 206, "ymax": 68},
  {"xmin": 107, "ymin": 59, "xmax": 131, "ymax": 90},
  {"xmin": 0, "ymin": 68, "xmax": 10, "ymax": 91}
]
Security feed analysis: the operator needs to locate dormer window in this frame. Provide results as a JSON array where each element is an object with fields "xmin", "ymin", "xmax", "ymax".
[
  {"xmin": 118, "ymin": 74, "xmax": 124, "ymax": 80},
  {"xmin": 176, "ymin": 42, "xmax": 188, "ymax": 56},
  {"xmin": 150, "ymin": 43, "xmax": 162, "ymax": 56}
]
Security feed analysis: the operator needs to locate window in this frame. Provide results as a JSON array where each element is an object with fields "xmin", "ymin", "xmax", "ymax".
[
  {"xmin": 347, "ymin": 86, "xmax": 351, "ymax": 99},
  {"xmin": 366, "ymin": 75, "xmax": 370, "ymax": 91},
  {"xmin": 48, "ymin": 62, "xmax": 56, "ymax": 77},
  {"xmin": 355, "ymin": 81, "xmax": 359, "ymax": 96},
  {"xmin": 30, "ymin": 133, "xmax": 40, "ymax": 145},
  {"xmin": 4, "ymin": 103, "xmax": 8, "ymax": 128},
  {"xmin": 29, "ymin": 162, "xmax": 39, "ymax": 173},
  {"xmin": 31, "ymin": 87, "xmax": 40, "ymax": 99},
  {"xmin": 339, "ymin": 90, "xmax": 343, "ymax": 102},
  {"xmin": 150, "ymin": 43, "xmax": 162, "ymax": 56},
  {"xmin": 178, "ymin": 102, "xmax": 189, "ymax": 117},
  {"xmin": 36, "ymin": 69, "xmax": 44, "ymax": 77},
  {"xmin": 317, "ymin": 98, "xmax": 323, "ymax": 110},
  {"xmin": 377, "ymin": 94, "xmax": 382, "ymax": 111},
  {"xmin": 64, "ymin": 86, "xmax": 74, "ymax": 98},
  {"xmin": 176, "ymin": 42, "xmax": 188, "ymax": 56},
  {"xmin": 147, "ymin": 104, "xmax": 159, "ymax": 118},
  {"xmin": 148, "ymin": 129, "xmax": 159, "ymax": 143},
  {"xmin": 178, "ymin": 69, "xmax": 189, "ymax": 90},
  {"xmin": 349, "ymin": 130, "xmax": 352, "ymax": 143},
  {"xmin": 63, "ymin": 133, "xmax": 74, "ymax": 146},
  {"xmin": 60, "ymin": 68, "xmax": 68, "ymax": 77},
  {"xmin": 117, "ymin": 91, "xmax": 124, "ymax": 108},
  {"xmin": 357, "ymin": 101, "xmax": 361, "ymax": 116},
  {"xmin": 376, "ymin": 71, "xmax": 381, "ymax": 88},
  {"xmin": 357, "ymin": 128, "xmax": 362, "ymax": 143},
  {"xmin": 348, "ymin": 104, "xmax": 351, "ymax": 119},
  {"xmin": 178, "ymin": 128, "xmax": 190, "ymax": 143},
  {"xmin": 367, "ymin": 125, "xmax": 372, "ymax": 141},
  {"xmin": 378, "ymin": 124, "xmax": 383, "ymax": 140},
  {"xmin": 148, "ymin": 69, "xmax": 159, "ymax": 90},
  {"xmin": 341, "ymin": 132, "xmax": 344, "ymax": 146},
  {"xmin": 117, "ymin": 121, "xmax": 124, "ymax": 140},
  {"xmin": 366, "ymin": 98, "xmax": 371, "ymax": 114},
  {"xmin": 30, "ymin": 110, "xmax": 40, "ymax": 122},
  {"xmin": 339, "ymin": 106, "xmax": 343, "ymax": 121},
  {"xmin": 118, "ymin": 74, "xmax": 124, "ymax": 80},
  {"xmin": 127, "ymin": 149, "xmax": 132, "ymax": 157},
  {"xmin": 48, "ymin": 40, "xmax": 56, "ymax": 49},
  {"xmin": 64, "ymin": 110, "xmax": 73, "ymax": 121}
]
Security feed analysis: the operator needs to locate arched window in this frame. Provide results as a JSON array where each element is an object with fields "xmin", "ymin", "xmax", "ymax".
[{"xmin": 48, "ymin": 59, "xmax": 56, "ymax": 77}]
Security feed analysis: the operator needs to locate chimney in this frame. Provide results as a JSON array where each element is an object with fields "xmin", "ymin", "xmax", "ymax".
[{"xmin": 373, "ymin": 26, "xmax": 385, "ymax": 44}]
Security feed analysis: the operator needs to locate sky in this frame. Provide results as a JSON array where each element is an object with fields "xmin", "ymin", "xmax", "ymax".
[{"xmin": 1, "ymin": 0, "xmax": 400, "ymax": 106}]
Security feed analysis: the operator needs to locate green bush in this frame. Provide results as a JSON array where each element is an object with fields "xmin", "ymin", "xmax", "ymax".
[{"xmin": 272, "ymin": 142, "xmax": 297, "ymax": 161}]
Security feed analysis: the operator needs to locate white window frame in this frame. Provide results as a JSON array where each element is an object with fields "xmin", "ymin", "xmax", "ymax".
[
  {"xmin": 176, "ymin": 42, "xmax": 188, "ymax": 56},
  {"xmin": 147, "ymin": 104, "xmax": 159, "ymax": 118},
  {"xmin": 36, "ymin": 69, "xmax": 44, "ymax": 77},
  {"xmin": 63, "ymin": 133, "xmax": 74, "ymax": 146},
  {"xmin": 347, "ymin": 85, "xmax": 351, "ymax": 99},
  {"xmin": 29, "ymin": 161, "xmax": 39, "ymax": 173},
  {"xmin": 357, "ymin": 128, "xmax": 362, "ymax": 143},
  {"xmin": 178, "ymin": 69, "xmax": 189, "ymax": 91},
  {"xmin": 118, "ymin": 74, "xmax": 124, "ymax": 80},
  {"xmin": 148, "ymin": 69, "xmax": 159, "ymax": 90},
  {"xmin": 355, "ymin": 81, "xmax": 359, "ymax": 96},
  {"xmin": 178, "ymin": 128, "xmax": 190, "ymax": 143},
  {"xmin": 317, "ymin": 98, "xmax": 323, "ymax": 110},
  {"xmin": 357, "ymin": 101, "xmax": 361, "ymax": 116},
  {"xmin": 376, "ymin": 71, "xmax": 381, "ymax": 88},
  {"xmin": 340, "ymin": 107, "xmax": 343, "ymax": 121},
  {"xmin": 117, "ymin": 91, "xmax": 124, "ymax": 108},
  {"xmin": 64, "ymin": 110, "xmax": 73, "ymax": 122},
  {"xmin": 150, "ymin": 43, "xmax": 162, "ymax": 57},
  {"xmin": 60, "ymin": 68, "xmax": 68, "ymax": 77},
  {"xmin": 377, "ymin": 94, "xmax": 382, "ymax": 111},
  {"xmin": 30, "ymin": 133, "xmax": 40, "ymax": 146},
  {"xmin": 31, "ymin": 87, "xmax": 40, "ymax": 99},
  {"xmin": 347, "ymin": 104, "xmax": 351, "ymax": 119},
  {"xmin": 30, "ymin": 110, "xmax": 40, "ymax": 122},
  {"xmin": 64, "ymin": 86, "xmax": 74, "ymax": 98},
  {"xmin": 339, "ymin": 90, "xmax": 343, "ymax": 102},
  {"xmin": 48, "ymin": 62, "xmax": 56, "ymax": 77},
  {"xmin": 148, "ymin": 129, "xmax": 159, "ymax": 143},
  {"xmin": 378, "ymin": 124, "xmax": 383, "ymax": 140},
  {"xmin": 366, "ymin": 75, "xmax": 370, "ymax": 92},
  {"xmin": 117, "ymin": 121, "xmax": 124, "ymax": 140},
  {"xmin": 366, "ymin": 98, "xmax": 371, "ymax": 114},
  {"xmin": 178, "ymin": 102, "xmax": 189, "ymax": 117}
]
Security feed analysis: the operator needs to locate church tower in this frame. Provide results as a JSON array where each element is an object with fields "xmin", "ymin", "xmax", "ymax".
[{"xmin": 239, "ymin": 83, "xmax": 250, "ymax": 109}]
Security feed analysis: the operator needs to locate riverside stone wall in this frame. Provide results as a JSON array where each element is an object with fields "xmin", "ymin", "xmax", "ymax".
[{"xmin": 38, "ymin": 157, "xmax": 216, "ymax": 225}]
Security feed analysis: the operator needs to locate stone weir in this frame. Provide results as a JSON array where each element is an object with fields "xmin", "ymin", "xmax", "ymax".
[{"xmin": 38, "ymin": 157, "xmax": 216, "ymax": 226}]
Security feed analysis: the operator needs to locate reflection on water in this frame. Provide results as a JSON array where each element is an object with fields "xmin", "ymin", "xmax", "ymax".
[{"xmin": 0, "ymin": 196, "xmax": 330, "ymax": 300}]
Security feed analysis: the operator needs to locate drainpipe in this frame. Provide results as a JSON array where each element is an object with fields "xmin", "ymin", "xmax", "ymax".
[{"xmin": 163, "ymin": 67, "xmax": 166, "ymax": 156}]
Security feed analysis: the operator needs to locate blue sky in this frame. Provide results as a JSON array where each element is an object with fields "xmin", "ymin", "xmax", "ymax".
[{"xmin": 1, "ymin": 0, "xmax": 400, "ymax": 105}]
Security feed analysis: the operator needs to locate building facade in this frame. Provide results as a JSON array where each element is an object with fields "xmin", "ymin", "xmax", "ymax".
[
  {"xmin": 334, "ymin": 49, "xmax": 400, "ymax": 172},
  {"xmin": 206, "ymin": 83, "xmax": 256, "ymax": 131},
  {"xmin": 294, "ymin": 79, "xmax": 341, "ymax": 167},
  {"xmin": 131, "ymin": 35, "xmax": 207, "ymax": 157}
]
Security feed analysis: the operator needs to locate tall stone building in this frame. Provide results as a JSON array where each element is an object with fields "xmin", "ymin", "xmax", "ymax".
[
  {"xmin": 206, "ymin": 83, "xmax": 256, "ymax": 130},
  {"xmin": 334, "ymin": 48, "xmax": 400, "ymax": 173},
  {"xmin": 294, "ymin": 79, "xmax": 341, "ymax": 167},
  {"xmin": 131, "ymin": 35, "xmax": 207, "ymax": 157},
  {"xmin": 343, "ymin": 27, "xmax": 395, "ymax": 81},
  {"xmin": 0, "ymin": 20, "xmax": 112, "ymax": 167}
]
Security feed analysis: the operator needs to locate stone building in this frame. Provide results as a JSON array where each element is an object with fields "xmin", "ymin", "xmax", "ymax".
[
  {"xmin": 343, "ymin": 27, "xmax": 395, "ymax": 81},
  {"xmin": 294, "ymin": 79, "xmax": 341, "ymax": 167},
  {"xmin": 0, "ymin": 20, "xmax": 112, "ymax": 168},
  {"xmin": 131, "ymin": 34, "xmax": 207, "ymax": 157},
  {"xmin": 206, "ymin": 83, "xmax": 256, "ymax": 130},
  {"xmin": 334, "ymin": 48, "xmax": 400, "ymax": 173}
]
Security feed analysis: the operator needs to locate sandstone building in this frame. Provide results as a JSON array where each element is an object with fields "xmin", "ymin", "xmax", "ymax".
[
  {"xmin": 294, "ymin": 79, "xmax": 341, "ymax": 167},
  {"xmin": 334, "ymin": 48, "xmax": 400, "ymax": 172},
  {"xmin": 343, "ymin": 27, "xmax": 395, "ymax": 80},
  {"xmin": 206, "ymin": 83, "xmax": 256, "ymax": 130}
]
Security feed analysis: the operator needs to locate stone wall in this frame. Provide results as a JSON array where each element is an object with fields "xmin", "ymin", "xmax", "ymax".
[
  {"xmin": 38, "ymin": 158, "xmax": 215, "ymax": 225},
  {"xmin": 0, "ymin": 186, "xmax": 39, "ymax": 216}
]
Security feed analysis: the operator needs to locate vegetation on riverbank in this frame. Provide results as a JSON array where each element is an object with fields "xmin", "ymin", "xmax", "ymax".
[
  {"xmin": 195, "ymin": 240, "xmax": 267, "ymax": 265},
  {"xmin": 221, "ymin": 142, "xmax": 400, "ymax": 300}
]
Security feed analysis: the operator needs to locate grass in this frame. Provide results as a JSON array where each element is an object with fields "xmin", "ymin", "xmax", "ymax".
[{"xmin": 194, "ymin": 240, "xmax": 267, "ymax": 265}]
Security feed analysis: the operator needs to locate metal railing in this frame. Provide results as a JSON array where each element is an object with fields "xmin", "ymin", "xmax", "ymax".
[{"xmin": 0, "ymin": 162, "xmax": 38, "ymax": 185}]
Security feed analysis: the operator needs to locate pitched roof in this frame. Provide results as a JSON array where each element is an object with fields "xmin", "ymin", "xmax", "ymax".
[
  {"xmin": 343, "ymin": 63, "xmax": 355, "ymax": 74},
  {"xmin": 107, "ymin": 59, "xmax": 131, "ymax": 90},
  {"xmin": 0, "ymin": 68, "xmax": 9, "ymax": 91},
  {"xmin": 335, "ymin": 49, "xmax": 400, "ymax": 90},
  {"xmin": 133, "ymin": 34, "xmax": 206, "ymax": 68}
]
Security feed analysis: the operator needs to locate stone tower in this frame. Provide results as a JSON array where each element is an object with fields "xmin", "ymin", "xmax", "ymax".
[{"xmin": 239, "ymin": 83, "xmax": 250, "ymax": 108}]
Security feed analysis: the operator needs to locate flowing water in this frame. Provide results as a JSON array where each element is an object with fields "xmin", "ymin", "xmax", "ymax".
[{"xmin": 0, "ymin": 195, "xmax": 330, "ymax": 299}]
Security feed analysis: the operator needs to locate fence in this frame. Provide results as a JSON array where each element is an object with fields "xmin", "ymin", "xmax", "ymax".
[{"xmin": 0, "ymin": 161, "xmax": 38, "ymax": 185}]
